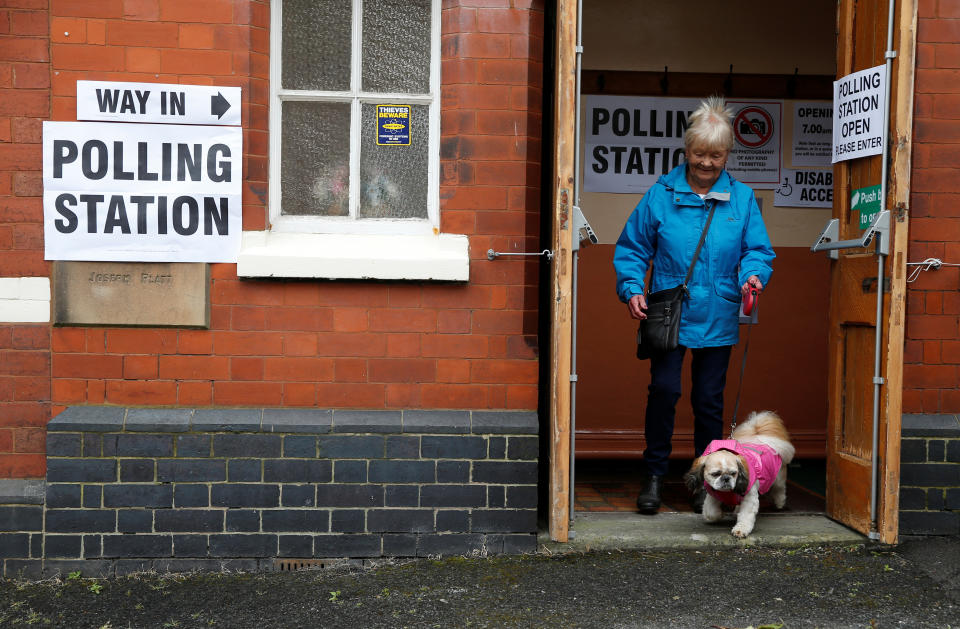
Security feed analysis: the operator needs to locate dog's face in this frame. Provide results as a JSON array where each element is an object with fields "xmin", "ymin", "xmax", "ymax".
[{"xmin": 685, "ymin": 450, "xmax": 749, "ymax": 495}]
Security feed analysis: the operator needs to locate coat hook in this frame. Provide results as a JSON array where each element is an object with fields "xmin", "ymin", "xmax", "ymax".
[
  {"xmin": 786, "ymin": 67, "xmax": 799, "ymax": 98},
  {"xmin": 660, "ymin": 66, "xmax": 669, "ymax": 95},
  {"xmin": 723, "ymin": 64, "xmax": 733, "ymax": 96}
]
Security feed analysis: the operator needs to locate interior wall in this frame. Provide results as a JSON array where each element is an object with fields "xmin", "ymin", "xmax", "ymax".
[{"xmin": 574, "ymin": 0, "xmax": 835, "ymax": 459}]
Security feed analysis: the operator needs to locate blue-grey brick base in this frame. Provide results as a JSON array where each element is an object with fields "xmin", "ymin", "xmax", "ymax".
[
  {"xmin": 899, "ymin": 414, "xmax": 960, "ymax": 535},
  {"xmin": 2, "ymin": 407, "xmax": 538, "ymax": 578}
]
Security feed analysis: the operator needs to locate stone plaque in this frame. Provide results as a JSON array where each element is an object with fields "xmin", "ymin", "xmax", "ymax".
[{"xmin": 54, "ymin": 262, "xmax": 209, "ymax": 327}]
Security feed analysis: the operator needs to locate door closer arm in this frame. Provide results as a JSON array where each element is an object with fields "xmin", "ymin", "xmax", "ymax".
[{"xmin": 811, "ymin": 210, "xmax": 890, "ymax": 259}]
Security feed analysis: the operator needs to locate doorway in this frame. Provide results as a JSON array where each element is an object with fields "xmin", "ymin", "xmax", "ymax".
[{"xmin": 547, "ymin": 0, "xmax": 915, "ymax": 543}]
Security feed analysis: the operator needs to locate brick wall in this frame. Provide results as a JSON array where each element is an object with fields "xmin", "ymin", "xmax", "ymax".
[
  {"xmin": 0, "ymin": 0, "xmax": 52, "ymax": 479},
  {"xmin": 42, "ymin": 1, "xmax": 543, "ymax": 416},
  {"xmin": 0, "ymin": 407, "xmax": 537, "ymax": 577},
  {"xmin": 903, "ymin": 0, "xmax": 960, "ymax": 414},
  {"xmin": 898, "ymin": 413, "xmax": 960, "ymax": 534}
]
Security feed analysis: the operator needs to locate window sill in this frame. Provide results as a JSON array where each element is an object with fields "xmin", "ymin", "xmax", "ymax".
[{"xmin": 236, "ymin": 231, "xmax": 470, "ymax": 281}]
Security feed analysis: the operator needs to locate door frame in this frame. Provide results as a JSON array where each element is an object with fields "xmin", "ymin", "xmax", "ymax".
[{"xmin": 547, "ymin": 0, "xmax": 917, "ymax": 543}]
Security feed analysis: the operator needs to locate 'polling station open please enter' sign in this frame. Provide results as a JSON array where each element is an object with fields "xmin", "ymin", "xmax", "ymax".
[{"xmin": 42, "ymin": 81, "xmax": 242, "ymax": 263}]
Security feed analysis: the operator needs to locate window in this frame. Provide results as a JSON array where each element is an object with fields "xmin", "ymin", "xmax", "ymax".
[
  {"xmin": 238, "ymin": 0, "xmax": 465, "ymax": 280},
  {"xmin": 270, "ymin": 0, "xmax": 439, "ymax": 235}
]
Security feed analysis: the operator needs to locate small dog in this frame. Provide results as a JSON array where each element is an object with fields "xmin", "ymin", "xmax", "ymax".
[{"xmin": 684, "ymin": 411, "xmax": 795, "ymax": 538}]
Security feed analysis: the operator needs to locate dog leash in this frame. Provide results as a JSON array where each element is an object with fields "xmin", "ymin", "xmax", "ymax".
[{"xmin": 728, "ymin": 289, "xmax": 759, "ymax": 437}]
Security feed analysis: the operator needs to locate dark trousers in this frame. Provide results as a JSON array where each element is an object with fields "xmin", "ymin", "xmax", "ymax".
[{"xmin": 643, "ymin": 344, "xmax": 733, "ymax": 477}]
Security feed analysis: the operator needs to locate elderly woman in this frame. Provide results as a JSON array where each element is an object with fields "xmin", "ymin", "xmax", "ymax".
[{"xmin": 613, "ymin": 97, "xmax": 775, "ymax": 514}]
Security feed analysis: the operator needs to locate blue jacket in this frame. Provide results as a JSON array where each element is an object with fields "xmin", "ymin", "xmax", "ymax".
[{"xmin": 614, "ymin": 165, "xmax": 775, "ymax": 348}]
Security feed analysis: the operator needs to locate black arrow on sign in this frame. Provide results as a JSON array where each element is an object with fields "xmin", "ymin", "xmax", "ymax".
[{"xmin": 211, "ymin": 92, "xmax": 231, "ymax": 119}]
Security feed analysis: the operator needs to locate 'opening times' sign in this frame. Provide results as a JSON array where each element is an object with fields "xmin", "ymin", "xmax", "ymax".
[{"xmin": 43, "ymin": 81, "xmax": 242, "ymax": 263}]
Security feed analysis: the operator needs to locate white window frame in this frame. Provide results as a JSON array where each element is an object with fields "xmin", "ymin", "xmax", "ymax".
[
  {"xmin": 268, "ymin": 0, "xmax": 441, "ymax": 235},
  {"xmin": 239, "ymin": 0, "xmax": 466, "ymax": 280}
]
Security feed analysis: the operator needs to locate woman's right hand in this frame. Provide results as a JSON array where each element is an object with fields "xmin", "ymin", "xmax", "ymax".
[{"xmin": 628, "ymin": 294, "xmax": 648, "ymax": 320}]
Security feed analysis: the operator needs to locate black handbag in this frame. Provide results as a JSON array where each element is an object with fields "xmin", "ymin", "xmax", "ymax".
[{"xmin": 636, "ymin": 201, "xmax": 717, "ymax": 359}]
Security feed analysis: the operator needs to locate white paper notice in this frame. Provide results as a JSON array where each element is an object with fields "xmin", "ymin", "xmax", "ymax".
[
  {"xmin": 792, "ymin": 101, "xmax": 833, "ymax": 167},
  {"xmin": 42, "ymin": 121, "xmax": 242, "ymax": 263},
  {"xmin": 832, "ymin": 64, "xmax": 887, "ymax": 163}
]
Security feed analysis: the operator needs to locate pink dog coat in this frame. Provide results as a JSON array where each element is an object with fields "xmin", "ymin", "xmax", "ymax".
[{"xmin": 701, "ymin": 439, "xmax": 782, "ymax": 506}]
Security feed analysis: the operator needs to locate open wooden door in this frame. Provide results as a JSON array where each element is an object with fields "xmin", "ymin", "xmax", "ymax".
[{"xmin": 827, "ymin": 0, "xmax": 915, "ymax": 543}]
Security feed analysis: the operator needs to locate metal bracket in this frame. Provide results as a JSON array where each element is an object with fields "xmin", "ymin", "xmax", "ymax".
[
  {"xmin": 811, "ymin": 210, "xmax": 890, "ymax": 258},
  {"xmin": 873, "ymin": 377, "xmax": 885, "ymax": 385},
  {"xmin": 569, "ymin": 374, "xmax": 578, "ymax": 382},
  {"xmin": 572, "ymin": 206, "xmax": 598, "ymax": 252},
  {"xmin": 486, "ymin": 248, "xmax": 553, "ymax": 261}
]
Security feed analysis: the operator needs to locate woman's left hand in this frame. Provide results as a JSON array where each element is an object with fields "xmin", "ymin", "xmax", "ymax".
[{"xmin": 741, "ymin": 275, "xmax": 763, "ymax": 296}]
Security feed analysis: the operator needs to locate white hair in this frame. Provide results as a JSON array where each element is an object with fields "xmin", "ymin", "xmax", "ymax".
[{"xmin": 684, "ymin": 96, "xmax": 734, "ymax": 151}]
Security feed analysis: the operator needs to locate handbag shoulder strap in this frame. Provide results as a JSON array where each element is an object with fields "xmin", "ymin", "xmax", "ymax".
[{"xmin": 682, "ymin": 200, "xmax": 717, "ymax": 289}]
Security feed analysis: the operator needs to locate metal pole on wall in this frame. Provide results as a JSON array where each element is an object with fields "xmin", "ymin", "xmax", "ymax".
[{"xmin": 569, "ymin": 0, "xmax": 584, "ymax": 528}]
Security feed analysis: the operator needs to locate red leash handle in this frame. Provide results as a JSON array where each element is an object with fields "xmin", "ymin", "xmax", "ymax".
[{"xmin": 742, "ymin": 287, "xmax": 759, "ymax": 316}]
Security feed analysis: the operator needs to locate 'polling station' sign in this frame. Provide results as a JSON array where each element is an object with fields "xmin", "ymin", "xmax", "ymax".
[
  {"xmin": 832, "ymin": 64, "xmax": 887, "ymax": 163},
  {"xmin": 583, "ymin": 96, "xmax": 782, "ymax": 194},
  {"xmin": 42, "ymin": 121, "xmax": 242, "ymax": 263}
]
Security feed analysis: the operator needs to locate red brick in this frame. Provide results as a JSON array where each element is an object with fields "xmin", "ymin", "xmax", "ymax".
[
  {"xmin": 106, "ymin": 379, "xmax": 177, "ymax": 405},
  {"xmin": 53, "ymin": 0, "xmax": 123, "ymax": 18},
  {"xmin": 455, "ymin": 33, "xmax": 510, "ymax": 58},
  {"xmin": 440, "ymin": 210, "xmax": 477, "ymax": 234},
  {"xmin": 177, "ymin": 330, "xmax": 213, "ymax": 355},
  {"xmin": 943, "ymin": 340, "xmax": 960, "ymax": 363},
  {"xmin": 160, "ymin": 49, "xmax": 232, "ymax": 75},
  {"xmin": 909, "ymin": 217, "xmax": 960, "ymax": 241},
  {"xmin": 442, "ymin": 58, "xmax": 478, "ymax": 84},
  {"xmin": 14, "ymin": 375, "xmax": 49, "ymax": 401},
  {"xmin": 368, "ymin": 358, "xmax": 436, "ymax": 383},
  {"xmin": 440, "ymin": 186, "xmax": 508, "ymax": 210},
  {"xmin": 443, "ymin": 84, "xmax": 512, "ymax": 110},
  {"xmin": 13, "ymin": 427, "xmax": 44, "ymax": 453},
  {"xmin": 478, "ymin": 59, "xmax": 533, "ymax": 84},
  {"xmin": 386, "ymin": 384, "xmax": 419, "ymax": 408},
  {"xmin": 510, "ymin": 33, "xmax": 543, "ymax": 62},
  {"xmin": 228, "ymin": 356, "xmax": 262, "ymax": 380},
  {"xmin": 441, "ymin": 110, "xmax": 477, "ymax": 135},
  {"xmin": 105, "ymin": 329, "xmax": 177, "ymax": 354},
  {"xmin": 213, "ymin": 331, "xmax": 283, "ymax": 356},
  {"xmin": 13, "ymin": 171, "xmax": 42, "ymax": 196},
  {"xmin": 369, "ymin": 309, "xmax": 437, "ymax": 333},
  {"xmin": 51, "ymin": 44, "xmax": 125, "ymax": 71},
  {"xmin": 912, "ymin": 168, "xmax": 960, "ymax": 193},
  {"xmin": 421, "ymin": 334, "xmax": 488, "ymax": 358},
  {"xmin": 51, "ymin": 379, "xmax": 85, "ymax": 403},
  {"xmin": 505, "ymin": 384, "xmax": 537, "ymax": 409},
  {"xmin": 214, "ymin": 279, "xmax": 285, "ymax": 306},
  {"xmin": 0, "ymin": 37, "xmax": 49, "ymax": 62},
  {"xmin": 923, "ymin": 339, "xmax": 942, "ymax": 363},
  {"xmin": 314, "ymin": 383, "xmax": 386, "ymax": 408},
  {"xmin": 12, "ymin": 63, "xmax": 49, "ymax": 89},
  {"xmin": 123, "ymin": 0, "xmax": 159, "ymax": 21},
  {"xmin": 316, "ymin": 333, "xmax": 386, "ymax": 358},
  {"xmin": 0, "ymin": 402, "xmax": 49, "ymax": 427},
  {"xmin": 11, "ymin": 326, "xmax": 48, "ymax": 350},
  {"xmin": 86, "ymin": 19, "xmax": 105, "ymax": 44},
  {"xmin": 178, "ymin": 380, "xmax": 212, "ymax": 406},
  {"xmin": 231, "ymin": 305, "xmax": 266, "ymax": 330},
  {"xmin": 263, "ymin": 356, "xmax": 335, "ymax": 382},
  {"xmin": 106, "ymin": 21, "xmax": 179, "ymax": 47},
  {"xmin": 283, "ymin": 383, "xmax": 317, "ymax": 406},
  {"xmin": 932, "ymin": 93, "xmax": 960, "ymax": 118},
  {"xmin": 901, "ymin": 388, "xmax": 923, "ymax": 413},
  {"xmin": 386, "ymin": 333, "xmax": 421, "ymax": 358},
  {"xmin": 282, "ymin": 332, "xmax": 319, "ymax": 357},
  {"xmin": 51, "ymin": 354, "xmax": 122, "ymax": 379},
  {"xmin": 0, "ymin": 453, "xmax": 45, "ymax": 478},
  {"xmin": 907, "ymin": 314, "xmax": 960, "ymax": 339},
  {"xmin": 265, "ymin": 307, "xmax": 333, "ymax": 332},
  {"xmin": 0, "ymin": 89, "xmax": 47, "ymax": 117},
  {"xmin": 10, "ymin": 115, "xmax": 42, "ymax": 142},
  {"xmin": 334, "ymin": 358, "xmax": 367, "ymax": 383},
  {"xmin": 122, "ymin": 355, "xmax": 157, "ymax": 380},
  {"xmin": 51, "ymin": 327, "xmax": 85, "ymax": 352},
  {"xmin": 472, "ymin": 310, "xmax": 523, "ymax": 334},
  {"xmin": 0, "ymin": 350, "xmax": 48, "ymax": 376},
  {"xmin": 179, "ymin": 23, "xmax": 214, "ymax": 49},
  {"xmin": 10, "ymin": 10, "xmax": 48, "ymax": 36},
  {"xmin": 438, "ymin": 310, "xmax": 471, "ymax": 334},
  {"xmin": 903, "ymin": 363, "xmax": 958, "ymax": 388},
  {"xmin": 943, "ymin": 388, "xmax": 960, "ymax": 412},
  {"xmin": 918, "ymin": 16, "xmax": 960, "ymax": 41},
  {"xmin": 441, "ymin": 7, "xmax": 477, "ymax": 34},
  {"xmin": 437, "ymin": 359, "xmax": 470, "ymax": 383},
  {"xmin": 471, "ymin": 359, "xmax": 537, "ymax": 384},
  {"xmin": 159, "ymin": 355, "xmax": 230, "ymax": 380},
  {"xmin": 420, "ymin": 383, "xmax": 488, "ymax": 409},
  {"xmin": 120, "ymin": 47, "xmax": 158, "ymax": 72},
  {"xmin": 333, "ymin": 308, "xmax": 369, "ymax": 333},
  {"xmin": 159, "ymin": 0, "xmax": 233, "ymax": 24},
  {"xmin": 0, "ymin": 429, "xmax": 11, "ymax": 453}
]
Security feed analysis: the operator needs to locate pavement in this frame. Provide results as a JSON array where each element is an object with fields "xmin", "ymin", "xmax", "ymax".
[{"xmin": 1, "ymin": 515, "xmax": 958, "ymax": 628}]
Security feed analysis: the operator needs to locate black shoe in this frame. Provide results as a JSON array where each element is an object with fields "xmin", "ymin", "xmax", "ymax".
[
  {"xmin": 690, "ymin": 488, "xmax": 705, "ymax": 514},
  {"xmin": 636, "ymin": 475, "xmax": 664, "ymax": 515}
]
